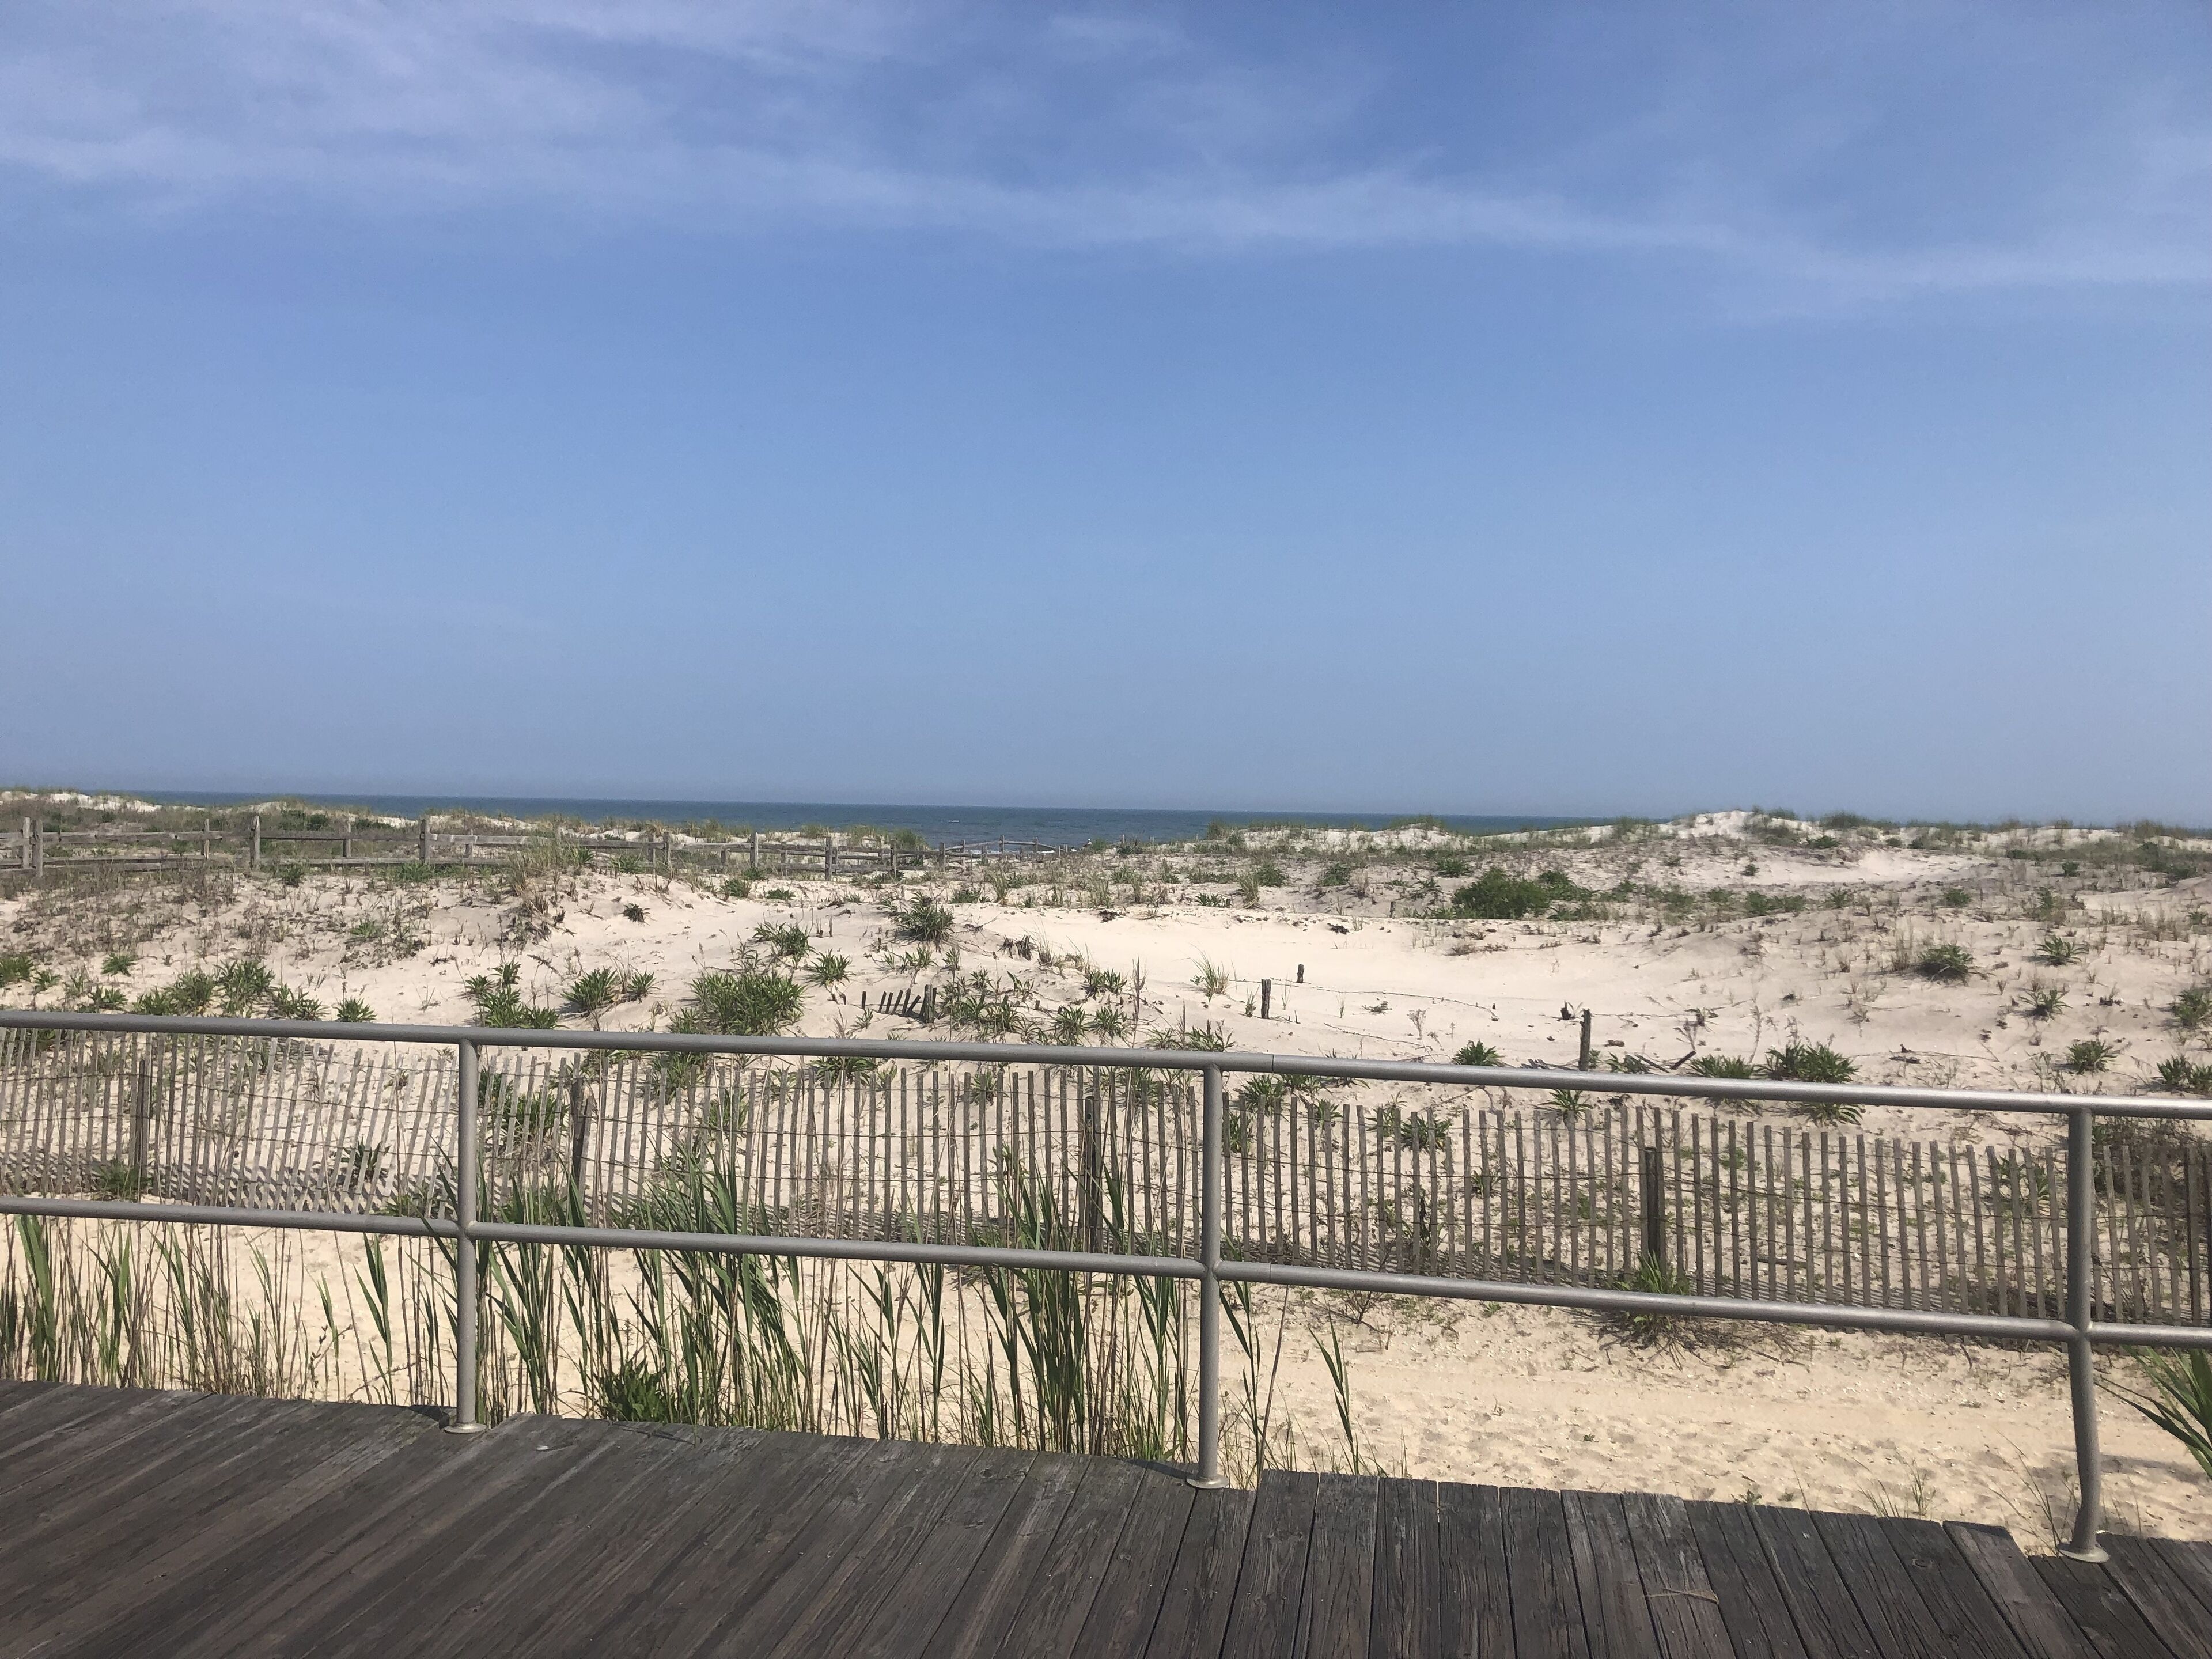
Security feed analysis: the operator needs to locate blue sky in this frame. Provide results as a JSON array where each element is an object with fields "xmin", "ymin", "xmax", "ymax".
[{"xmin": 3, "ymin": 2, "xmax": 2207, "ymax": 822}]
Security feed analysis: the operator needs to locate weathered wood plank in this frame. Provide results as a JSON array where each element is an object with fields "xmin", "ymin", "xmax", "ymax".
[
  {"xmin": 2030, "ymin": 1554, "xmax": 2179, "ymax": 1659},
  {"xmin": 1684, "ymin": 1500, "xmax": 1812, "ymax": 1659},
  {"xmin": 1563, "ymin": 1490, "xmax": 1662, "ymax": 1659},
  {"xmin": 1219, "ymin": 1471, "xmax": 1319, "ymax": 1659},
  {"xmin": 1438, "ymin": 1482, "xmax": 1513, "ymax": 1659},
  {"xmin": 1866, "ymin": 1517, "xmax": 2034, "ymax": 1659},
  {"xmin": 922, "ymin": 1453, "xmax": 1089, "ymax": 1659},
  {"xmin": 2147, "ymin": 1539, "xmax": 2212, "ymax": 1619},
  {"xmin": 1068, "ymin": 1468, "xmax": 1198, "ymax": 1659},
  {"xmin": 1141, "ymin": 1485, "xmax": 1253, "ymax": 1659},
  {"xmin": 2096, "ymin": 1537, "xmax": 2212, "ymax": 1659},
  {"xmin": 1618, "ymin": 1492, "xmax": 1731, "ymax": 1659},
  {"xmin": 1809, "ymin": 1510, "xmax": 1956, "ymax": 1658},
  {"xmin": 1942, "ymin": 1523, "xmax": 2098, "ymax": 1659},
  {"xmin": 1295, "ymin": 1473, "xmax": 1378, "ymax": 1659},
  {"xmin": 1503, "ymin": 1485, "xmax": 1593, "ymax": 1659},
  {"xmin": 1370, "ymin": 1478, "xmax": 1441, "ymax": 1659},
  {"xmin": 1746, "ymin": 1505, "xmax": 1883, "ymax": 1659},
  {"xmin": 981, "ymin": 1456, "xmax": 1147, "ymax": 1659},
  {"xmin": 847, "ymin": 1450, "xmax": 1039, "ymax": 1659}
]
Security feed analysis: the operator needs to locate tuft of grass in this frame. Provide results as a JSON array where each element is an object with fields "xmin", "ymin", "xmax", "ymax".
[
  {"xmin": 2103, "ymin": 1350, "xmax": 2212, "ymax": 1480},
  {"xmin": 1688, "ymin": 1054, "xmax": 1758, "ymax": 1079},
  {"xmin": 2066, "ymin": 1038, "xmax": 2117, "ymax": 1074},
  {"xmin": 2154, "ymin": 1055, "xmax": 2212, "ymax": 1095},
  {"xmin": 565, "ymin": 968, "xmax": 621, "ymax": 1024},
  {"xmin": 620, "ymin": 902, "xmax": 647, "ymax": 923},
  {"xmin": 275, "ymin": 862, "xmax": 308, "ymax": 888},
  {"xmin": 2172, "ymin": 985, "xmax": 2212, "ymax": 1033},
  {"xmin": 1452, "ymin": 1041, "xmax": 1502, "ymax": 1067},
  {"xmin": 1764, "ymin": 1041, "xmax": 1856, "ymax": 1084},
  {"xmin": 1940, "ymin": 887, "xmax": 1972, "ymax": 908},
  {"xmin": 101, "ymin": 951, "xmax": 137, "ymax": 977},
  {"xmin": 804, "ymin": 954, "xmax": 850, "ymax": 988},
  {"xmin": 1148, "ymin": 1022, "xmax": 1230, "ymax": 1052},
  {"xmin": 215, "ymin": 959, "xmax": 276, "ymax": 1017},
  {"xmin": 335, "ymin": 997, "xmax": 376, "ymax": 1023},
  {"xmin": 0, "ymin": 952, "xmax": 36, "ymax": 987},
  {"xmin": 1914, "ymin": 943, "xmax": 1974, "ymax": 983},
  {"xmin": 752, "ymin": 923, "xmax": 812, "ymax": 961},
  {"xmin": 2036, "ymin": 935, "xmax": 2079, "ymax": 967},
  {"xmin": 683, "ymin": 968, "xmax": 804, "ymax": 1036},
  {"xmin": 894, "ymin": 900, "xmax": 955, "ymax": 947},
  {"xmin": 720, "ymin": 876, "xmax": 752, "ymax": 899},
  {"xmin": 2022, "ymin": 980, "xmax": 2068, "ymax": 1020},
  {"xmin": 1191, "ymin": 957, "xmax": 1232, "ymax": 1001},
  {"xmin": 1611, "ymin": 1255, "xmax": 1699, "ymax": 1348},
  {"xmin": 268, "ymin": 986, "xmax": 325, "ymax": 1021}
]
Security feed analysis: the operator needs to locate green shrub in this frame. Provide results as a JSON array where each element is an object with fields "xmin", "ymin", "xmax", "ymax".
[
  {"xmin": 761, "ymin": 887, "xmax": 795, "ymax": 901},
  {"xmin": 684, "ymin": 968, "xmax": 804, "ymax": 1036},
  {"xmin": 1252, "ymin": 860, "xmax": 1286, "ymax": 887},
  {"xmin": 1319, "ymin": 861, "xmax": 1353, "ymax": 888},
  {"xmin": 2023, "ymin": 980, "xmax": 2068, "ymax": 1020},
  {"xmin": 336, "ymin": 998, "xmax": 376, "ymax": 1023},
  {"xmin": 275, "ymin": 862, "xmax": 308, "ymax": 888},
  {"xmin": 804, "ymin": 954, "xmax": 850, "ymax": 988},
  {"xmin": 1449, "ymin": 869, "xmax": 1555, "ymax": 920},
  {"xmin": 0, "ymin": 953, "xmax": 35, "ymax": 987},
  {"xmin": 1914, "ymin": 944, "xmax": 1974, "ymax": 982},
  {"xmin": 720, "ymin": 876, "xmax": 752, "ymax": 899},
  {"xmin": 1940, "ymin": 887, "xmax": 1972, "ymax": 908},
  {"xmin": 101, "ymin": 951, "xmax": 136, "ymax": 977},
  {"xmin": 2036, "ymin": 935, "xmax": 2078, "ymax": 967},
  {"xmin": 1452, "ymin": 1041, "xmax": 1502, "ymax": 1067},
  {"xmin": 1433, "ymin": 855, "xmax": 1471, "ymax": 878}
]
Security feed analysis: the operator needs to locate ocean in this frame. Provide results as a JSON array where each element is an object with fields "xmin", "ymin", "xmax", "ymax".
[{"xmin": 134, "ymin": 793, "xmax": 1591, "ymax": 847}]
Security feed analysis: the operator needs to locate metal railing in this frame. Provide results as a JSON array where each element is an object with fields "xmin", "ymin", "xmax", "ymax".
[{"xmin": 3, "ymin": 1009, "xmax": 2208, "ymax": 1562}]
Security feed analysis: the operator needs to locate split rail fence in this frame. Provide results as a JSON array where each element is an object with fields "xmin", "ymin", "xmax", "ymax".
[{"xmin": 3, "ymin": 1027, "xmax": 2205, "ymax": 1327}]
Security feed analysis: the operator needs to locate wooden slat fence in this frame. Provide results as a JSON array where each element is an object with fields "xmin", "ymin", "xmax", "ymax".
[{"xmin": 2, "ymin": 1030, "xmax": 2206, "ymax": 1325}]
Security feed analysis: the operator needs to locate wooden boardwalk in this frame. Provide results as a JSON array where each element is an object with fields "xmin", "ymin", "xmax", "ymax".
[{"xmin": 1, "ymin": 1384, "xmax": 2206, "ymax": 1657}]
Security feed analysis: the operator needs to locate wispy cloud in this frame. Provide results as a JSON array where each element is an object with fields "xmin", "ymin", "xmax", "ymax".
[{"xmin": 2, "ymin": 1, "xmax": 2205, "ymax": 300}]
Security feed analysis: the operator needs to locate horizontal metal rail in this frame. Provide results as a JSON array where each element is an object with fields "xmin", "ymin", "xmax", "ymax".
[
  {"xmin": 6, "ymin": 1009, "xmax": 2206, "ymax": 1118},
  {"xmin": 2, "ymin": 1008, "xmax": 2207, "ymax": 1556}
]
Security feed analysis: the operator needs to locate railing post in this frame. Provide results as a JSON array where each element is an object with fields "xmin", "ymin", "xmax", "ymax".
[
  {"xmin": 249, "ymin": 813, "xmax": 262, "ymax": 872},
  {"xmin": 1192, "ymin": 1063, "xmax": 1225, "ymax": 1488},
  {"xmin": 448, "ymin": 1038, "xmax": 487, "ymax": 1435},
  {"xmin": 2060, "ymin": 1104, "xmax": 2104, "ymax": 1560}
]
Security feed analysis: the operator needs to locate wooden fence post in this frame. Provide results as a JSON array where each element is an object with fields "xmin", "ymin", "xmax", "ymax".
[
  {"xmin": 131, "ymin": 1057, "xmax": 153, "ymax": 1193},
  {"xmin": 1641, "ymin": 1143, "xmax": 1666, "ymax": 1268},
  {"xmin": 1260, "ymin": 979, "xmax": 1272, "ymax": 1019},
  {"xmin": 569, "ymin": 1070, "xmax": 590, "ymax": 1193},
  {"xmin": 749, "ymin": 830, "xmax": 760, "ymax": 873},
  {"xmin": 200, "ymin": 814, "xmax": 211, "ymax": 863},
  {"xmin": 29, "ymin": 819, "xmax": 41, "ymax": 880},
  {"xmin": 418, "ymin": 816, "xmax": 431, "ymax": 863},
  {"xmin": 1580, "ymin": 1009, "xmax": 1594, "ymax": 1070},
  {"xmin": 824, "ymin": 838, "xmax": 834, "ymax": 880},
  {"xmin": 249, "ymin": 813, "xmax": 262, "ymax": 871}
]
